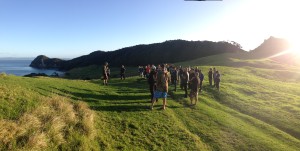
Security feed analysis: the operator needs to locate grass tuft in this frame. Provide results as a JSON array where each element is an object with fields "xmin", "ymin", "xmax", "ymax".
[{"xmin": 0, "ymin": 95, "xmax": 97, "ymax": 150}]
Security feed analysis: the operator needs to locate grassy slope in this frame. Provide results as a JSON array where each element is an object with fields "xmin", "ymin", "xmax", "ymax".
[{"xmin": 1, "ymin": 53, "xmax": 300, "ymax": 150}]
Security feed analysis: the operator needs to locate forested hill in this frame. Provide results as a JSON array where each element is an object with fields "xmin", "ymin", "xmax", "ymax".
[{"xmin": 31, "ymin": 40, "xmax": 244, "ymax": 70}]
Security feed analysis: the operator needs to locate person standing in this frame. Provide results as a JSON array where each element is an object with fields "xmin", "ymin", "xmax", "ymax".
[
  {"xmin": 120, "ymin": 65, "xmax": 126, "ymax": 80},
  {"xmin": 138, "ymin": 66, "xmax": 144, "ymax": 77},
  {"xmin": 107, "ymin": 66, "xmax": 111, "ymax": 79},
  {"xmin": 208, "ymin": 68, "xmax": 213, "ymax": 86},
  {"xmin": 179, "ymin": 66, "xmax": 184, "ymax": 90},
  {"xmin": 146, "ymin": 64, "xmax": 151, "ymax": 79},
  {"xmin": 181, "ymin": 68, "xmax": 189, "ymax": 98},
  {"xmin": 215, "ymin": 71, "xmax": 221, "ymax": 91},
  {"xmin": 171, "ymin": 66, "xmax": 179, "ymax": 91},
  {"xmin": 189, "ymin": 72, "xmax": 200, "ymax": 105},
  {"xmin": 143, "ymin": 66, "xmax": 147, "ymax": 79},
  {"xmin": 151, "ymin": 64, "xmax": 169, "ymax": 110},
  {"xmin": 199, "ymin": 70, "xmax": 204, "ymax": 92},
  {"xmin": 213, "ymin": 67, "xmax": 217, "ymax": 87},
  {"xmin": 195, "ymin": 67, "xmax": 200, "ymax": 73},
  {"xmin": 102, "ymin": 62, "xmax": 108, "ymax": 85},
  {"xmin": 148, "ymin": 65, "xmax": 158, "ymax": 103}
]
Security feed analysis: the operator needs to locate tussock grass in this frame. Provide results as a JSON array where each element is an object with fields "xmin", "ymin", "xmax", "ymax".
[{"xmin": 0, "ymin": 95, "xmax": 96, "ymax": 150}]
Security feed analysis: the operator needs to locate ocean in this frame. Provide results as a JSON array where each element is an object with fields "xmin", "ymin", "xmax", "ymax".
[{"xmin": 0, "ymin": 59, "xmax": 64, "ymax": 76}]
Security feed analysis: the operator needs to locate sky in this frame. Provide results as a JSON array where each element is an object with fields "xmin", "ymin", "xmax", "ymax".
[{"xmin": 0, "ymin": 0, "xmax": 299, "ymax": 58}]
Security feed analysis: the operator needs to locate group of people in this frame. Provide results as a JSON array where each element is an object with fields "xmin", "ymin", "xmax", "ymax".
[
  {"xmin": 147, "ymin": 64, "xmax": 221, "ymax": 110},
  {"xmin": 102, "ymin": 62, "xmax": 126, "ymax": 85},
  {"xmin": 102, "ymin": 62, "xmax": 221, "ymax": 110},
  {"xmin": 138, "ymin": 65, "xmax": 151, "ymax": 79}
]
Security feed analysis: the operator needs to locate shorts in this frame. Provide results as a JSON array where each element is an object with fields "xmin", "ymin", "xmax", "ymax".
[{"xmin": 154, "ymin": 91, "xmax": 167, "ymax": 99}]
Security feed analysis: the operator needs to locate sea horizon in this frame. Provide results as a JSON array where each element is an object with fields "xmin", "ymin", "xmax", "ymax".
[{"xmin": 0, "ymin": 58, "xmax": 64, "ymax": 76}]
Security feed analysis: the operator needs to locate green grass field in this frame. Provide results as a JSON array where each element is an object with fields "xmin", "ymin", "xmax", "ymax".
[{"xmin": 1, "ymin": 53, "xmax": 300, "ymax": 150}]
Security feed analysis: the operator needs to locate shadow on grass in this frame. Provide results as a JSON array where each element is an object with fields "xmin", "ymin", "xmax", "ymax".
[
  {"xmin": 90, "ymin": 104, "xmax": 150, "ymax": 112},
  {"xmin": 42, "ymin": 85, "xmax": 151, "ymax": 112},
  {"xmin": 90, "ymin": 77, "xmax": 148, "ymax": 91}
]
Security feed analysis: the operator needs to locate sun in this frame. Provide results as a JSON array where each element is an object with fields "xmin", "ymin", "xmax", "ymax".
[{"xmin": 287, "ymin": 38, "xmax": 300, "ymax": 56}]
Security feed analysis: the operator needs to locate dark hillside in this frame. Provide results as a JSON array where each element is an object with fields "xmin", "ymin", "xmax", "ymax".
[
  {"xmin": 31, "ymin": 40, "xmax": 244, "ymax": 70},
  {"xmin": 62, "ymin": 40, "xmax": 244, "ymax": 70}
]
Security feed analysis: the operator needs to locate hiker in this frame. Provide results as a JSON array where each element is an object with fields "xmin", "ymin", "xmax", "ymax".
[
  {"xmin": 181, "ymin": 67, "xmax": 189, "ymax": 98},
  {"xmin": 213, "ymin": 67, "xmax": 216, "ymax": 87},
  {"xmin": 102, "ymin": 62, "xmax": 109, "ymax": 85},
  {"xmin": 148, "ymin": 65, "xmax": 158, "ymax": 103},
  {"xmin": 208, "ymin": 68, "xmax": 213, "ymax": 86},
  {"xmin": 151, "ymin": 64, "xmax": 169, "ymax": 110},
  {"xmin": 215, "ymin": 70, "xmax": 221, "ymax": 91},
  {"xmin": 120, "ymin": 65, "xmax": 126, "ymax": 80},
  {"xmin": 189, "ymin": 72, "xmax": 200, "ymax": 105},
  {"xmin": 199, "ymin": 70, "xmax": 204, "ymax": 92},
  {"xmin": 171, "ymin": 66, "xmax": 179, "ymax": 91}
]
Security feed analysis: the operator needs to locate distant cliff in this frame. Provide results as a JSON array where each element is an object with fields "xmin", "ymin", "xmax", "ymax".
[
  {"xmin": 30, "ymin": 55, "xmax": 66, "ymax": 69},
  {"xmin": 30, "ymin": 39, "xmax": 245, "ymax": 70}
]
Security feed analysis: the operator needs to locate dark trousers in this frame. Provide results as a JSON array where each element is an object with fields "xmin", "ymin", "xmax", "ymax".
[
  {"xmin": 199, "ymin": 80, "xmax": 203, "ymax": 91},
  {"xmin": 209, "ymin": 78, "xmax": 212, "ymax": 86},
  {"xmin": 183, "ymin": 83, "xmax": 188, "ymax": 98},
  {"xmin": 172, "ymin": 79, "xmax": 177, "ymax": 91},
  {"xmin": 216, "ymin": 79, "xmax": 220, "ymax": 89},
  {"xmin": 120, "ymin": 73, "xmax": 125, "ymax": 80}
]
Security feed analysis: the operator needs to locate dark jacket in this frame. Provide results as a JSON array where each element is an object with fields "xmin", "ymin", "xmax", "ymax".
[
  {"xmin": 148, "ymin": 70, "xmax": 157, "ymax": 85},
  {"xmin": 199, "ymin": 73, "xmax": 204, "ymax": 81},
  {"xmin": 171, "ymin": 69, "xmax": 179, "ymax": 81},
  {"xmin": 121, "ymin": 67, "xmax": 126, "ymax": 74},
  {"xmin": 208, "ymin": 70, "xmax": 213, "ymax": 79}
]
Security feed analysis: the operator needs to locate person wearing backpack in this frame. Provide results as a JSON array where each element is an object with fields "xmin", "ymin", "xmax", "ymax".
[{"xmin": 151, "ymin": 64, "xmax": 169, "ymax": 110}]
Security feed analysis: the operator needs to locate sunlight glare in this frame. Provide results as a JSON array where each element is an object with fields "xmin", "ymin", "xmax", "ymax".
[{"xmin": 288, "ymin": 38, "xmax": 300, "ymax": 55}]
